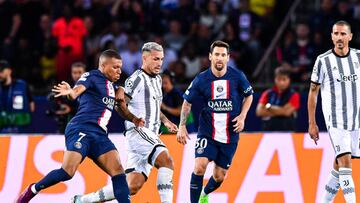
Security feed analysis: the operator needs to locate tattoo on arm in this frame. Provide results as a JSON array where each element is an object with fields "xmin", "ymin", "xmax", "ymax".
[{"xmin": 180, "ymin": 101, "xmax": 192, "ymax": 126}]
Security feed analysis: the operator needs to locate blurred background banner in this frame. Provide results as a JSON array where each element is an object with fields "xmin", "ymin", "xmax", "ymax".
[{"xmin": 1, "ymin": 133, "xmax": 359, "ymax": 203}]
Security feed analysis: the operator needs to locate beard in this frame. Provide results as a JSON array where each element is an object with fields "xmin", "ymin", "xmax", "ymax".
[
  {"xmin": 214, "ymin": 63, "xmax": 224, "ymax": 71},
  {"xmin": 336, "ymin": 42, "xmax": 344, "ymax": 49}
]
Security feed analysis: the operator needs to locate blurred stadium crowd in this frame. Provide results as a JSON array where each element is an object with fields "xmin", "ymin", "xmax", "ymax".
[
  {"xmin": 2, "ymin": 0, "xmax": 359, "ymax": 132},
  {"xmin": 0, "ymin": 0, "xmax": 345, "ymax": 94}
]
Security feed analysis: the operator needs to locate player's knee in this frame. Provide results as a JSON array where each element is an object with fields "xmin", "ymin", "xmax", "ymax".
[
  {"xmin": 62, "ymin": 166, "xmax": 77, "ymax": 177},
  {"xmin": 155, "ymin": 153, "xmax": 174, "ymax": 169},
  {"xmin": 193, "ymin": 164, "xmax": 207, "ymax": 175},
  {"xmin": 337, "ymin": 154, "xmax": 352, "ymax": 168},
  {"xmin": 128, "ymin": 181, "xmax": 143, "ymax": 195},
  {"xmin": 213, "ymin": 173, "xmax": 225, "ymax": 182}
]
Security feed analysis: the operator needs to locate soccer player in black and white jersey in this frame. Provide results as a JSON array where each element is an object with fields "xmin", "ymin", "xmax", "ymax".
[
  {"xmin": 72, "ymin": 42, "xmax": 178, "ymax": 203},
  {"xmin": 308, "ymin": 20, "xmax": 360, "ymax": 203}
]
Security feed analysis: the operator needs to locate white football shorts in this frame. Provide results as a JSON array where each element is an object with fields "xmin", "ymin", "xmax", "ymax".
[
  {"xmin": 124, "ymin": 127, "xmax": 168, "ymax": 178},
  {"xmin": 328, "ymin": 127, "xmax": 360, "ymax": 158}
]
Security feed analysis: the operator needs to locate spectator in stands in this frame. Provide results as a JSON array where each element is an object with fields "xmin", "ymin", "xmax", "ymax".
[
  {"xmin": 311, "ymin": 0, "xmax": 336, "ymax": 48},
  {"xmin": 160, "ymin": 70, "xmax": 182, "ymax": 133},
  {"xmin": 200, "ymin": 1, "xmax": 227, "ymax": 39},
  {"xmin": 100, "ymin": 21, "xmax": 128, "ymax": 52},
  {"xmin": 52, "ymin": 3, "xmax": 87, "ymax": 82},
  {"xmin": 180, "ymin": 41, "xmax": 202, "ymax": 80},
  {"xmin": 50, "ymin": 62, "xmax": 86, "ymax": 133},
  {"xmin": 119, "ymin": 36, "xmax": 142, "ymax": 77},
  {"xmin": 0, "ymin": 0, "xmax": 21, "ymax": 61},
  {"xmin": 0, "ymin": 60, "xmax": 35, "ymax": 133},
  {"xmin": 256, "ymin": 66, "xmax": 300, "ymax": 131},
  {"xmin": 230, "ymin": 0, "xmax": 263, "ymax": 70},
  {"xmin": 153, "ymin": 35, "xmax": 178, "ymax": 70},
  {"xmin": 36, "ymin": 14, "xmax": 57, "ymax": 88},
  {"xmin": 83, "ymin": 15, "xmax": 100, "ymax": 69},
  {"xmin": 160, "ymin": 70, "xmax": 195, "ymax": 133},
  {"xmin": 168, "ymin": 60, "xmax": 189, "ymax": 86},
  {"xmin": 282, "ymin": 22, "xmax": 316, "ymax": 82},
  {"xmin": 164, "ymin": 19, "xmax": 187, "ymax": 52}
]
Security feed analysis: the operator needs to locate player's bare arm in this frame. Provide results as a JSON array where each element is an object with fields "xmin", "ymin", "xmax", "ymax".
[
  {"xmin": 233, "ymin": 95, "xmax": 253, "ymax": 133},
  {"xmin": 177, "ymin": 100, "xmax": 192, "ymax": 145},
  {"xmin": 160, "ymin": 110, "xmax": 178, "ymax": 133},
  {"xmin": 115, "ymin": 87, "xmax": 144, "ymax": 127},
  {"xmin": 307, "ymin": 82, "xmax": 321, "ymax": 144},
  {"xmin": 52, "ymin": 81, "xmax": 86, "ymax": 100}
]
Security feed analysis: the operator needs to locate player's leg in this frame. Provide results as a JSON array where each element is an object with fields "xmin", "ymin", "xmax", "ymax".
[
  {"xmin": 17, "ymin": 129, "xmax": 88, "ymax": 203},
  {"xmin": 191, "ymin": 157, "xmax": 210, "ymax": 203},
  {"xmin": 191, "ymin": 137, "xmax": 216, "ymax": 203},
  {"xmin": 203, "ymin": 165, "xmax": 226, "ymax": 195},
  {"xmin": 321, "ymin": 160, "xmax": 340, "ymax": 203},
  {"xmin": 77, "ymin": 172, "xmax": 146, "ymax": 203},
  {"xmin": 94, "ymin": 149, "xmax": 130, "ymax": 203},
  {"xmin": 17, "ymin": 151, "xmax": 82, "ymax": 203},
  {"xmin": 328, "ymin": 127, "xmax": 355, "ymax": 203},
  {"xmin": 135, "ymin": 127, "xmax": 174, "ymax": 203},
  {"xmin": 200, "ymin": 141, "xmax": 237, "ymax": 202},
  {"xmin": 153, "ymin": 150, "xmax": 174, "ymax": 203}
]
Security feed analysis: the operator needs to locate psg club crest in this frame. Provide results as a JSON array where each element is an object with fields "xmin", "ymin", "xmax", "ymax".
[
  {"xmin": 74, "ymin": 141, "xmax": 82, "ymax": 149},
  {"xmin": 217, "ymin": 86, "xmax": 224, "ymax": 93},
  {"xmin": 197, "ymin": 147, "xmax": 204, "ymax": 154}
]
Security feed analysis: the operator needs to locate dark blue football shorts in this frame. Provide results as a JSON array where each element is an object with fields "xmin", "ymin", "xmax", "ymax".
[
  {"xmin": 194, "ymin": 136, "xmax": 238, "ymax": 169},
  {"xmin": 65, "ymin": 127, "xmax": 117, "ymax": 161}
]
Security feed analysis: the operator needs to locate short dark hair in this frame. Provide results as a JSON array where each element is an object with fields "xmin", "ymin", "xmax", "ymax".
[
  {"xmin": 210, "ymin": 40, "xmax": 230, "ymax": 54},
  {"xmin": 274, "ymin": 66, "xmax": 291, "ymax": 78},
  {"xmin": 0, "ymin": 60, "xmax": 11, "ymax": 71},
  {"xmin": 71, "ymin": 62, "xmax": 86, "ymax": 70},
  {"xmin": 161, "ymin": 69, "xmax": 175, "ymax": 84},
  {"xmin": 334, "ymin": 20, "xmax": 352, "ymax": 32},
  {"xmin": 100, "ymin": 49, "xmax": 121, "ymax": 59}
]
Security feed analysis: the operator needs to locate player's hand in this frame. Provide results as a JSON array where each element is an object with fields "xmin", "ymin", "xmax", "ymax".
[
  {"xmin": 308, "ymin": 123, "xmax": 319, "ymax": 145},
  {"xmin": 52, "ymin": 81, "xmax": 72, "ymax": 97},
  {"xmin": 176, "ymin": 125, "xmax": 190, "ymax": 145},
  {"xmin": 132, "ymin": 117, "xmax": 145, "ymax": 128},
  {"xmin": 164, "ymin": 121, "xmax": 178, "ymax": 133},
  {"xmin": 232, "ymin": 115, "xmax": 245, "ymax": 133}
]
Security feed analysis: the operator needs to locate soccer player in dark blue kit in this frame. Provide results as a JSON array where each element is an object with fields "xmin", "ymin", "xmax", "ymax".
[
  {"xmin": 16, "ymin": 50, "xmax": 144, "ymax": 203},
  {"xmin": 176, "ymin": 40, "xmax": 253, "ymax": 203}
]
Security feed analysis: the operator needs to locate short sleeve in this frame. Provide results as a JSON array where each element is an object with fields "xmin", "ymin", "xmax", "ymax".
[
  {"xmin": 183, "ymin": 76, "xmax": 201, "ymax": 104},
  {"xmin": 76, "ymin": 72, "xmax": 92, "ymax": 89},
  {"xmin": 238, "ymin": 71, "xmax": 253, "ymax": 97},
  {"xmin": 288, "ymin": 92, "xmax": 300, "ymax": 110},
  {"xmin": 124, "ymin": 75, "xmax": 143, "ymax": 99},
  {"xmin": 311, "ymin": 57, "xmax": 324, "ymax": 84},
  {"xmin": 258, "ymin": 90, "xmax": 270, "ymax": 105}
]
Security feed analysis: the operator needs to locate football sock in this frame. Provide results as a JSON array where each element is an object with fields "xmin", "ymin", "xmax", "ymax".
[
  {"xmin": 157, "ymin": 167, "xmax": 174, "ymax": 203},
  {"xmin": 34, "ymin": 168, "xmax": 72, "ymax": 192},
  {"xmin": 203, "ymin": 176, "xmax": 222, "ymax": 195},
  {"xmin": 190, "ymin": 173, "xmax": 203, "ymax": 203},
  {"xmin": 112, "ymin": 173, "xmax": 130, "ymax": 203},
  {"xmin": 321, "ymin": 169, "xmax": 340, "ymax": 202},
  {"xmin": 81, "ymin": 184, "xmax": 115, "ymax": 203},
  {"xmin": 339, "ymin": 167, "xmax": 356, "ymax": 203}
]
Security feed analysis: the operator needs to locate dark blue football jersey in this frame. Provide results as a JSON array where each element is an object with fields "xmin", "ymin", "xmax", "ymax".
[
  {"xmin": 184, "ymin": 67, "xmax": 253, "ymax": 143},
  {"xmin": 66, "ymin": 70, "xmax": 117, "ymax": 135}
]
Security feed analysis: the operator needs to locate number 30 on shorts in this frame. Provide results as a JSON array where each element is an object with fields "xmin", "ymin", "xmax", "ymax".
[{"xmin": 195, "ymin": 138, "xmax": 208, "ymax": 149}]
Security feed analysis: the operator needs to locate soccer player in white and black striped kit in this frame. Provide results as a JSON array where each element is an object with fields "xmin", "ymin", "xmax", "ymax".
[
  {"xmin": 73, "ymin": 42, "xmax": 178, "ymax": 203},
  {"xmin": 308, "ymin": 20, "xmax": 360, "ymax": 203}
]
